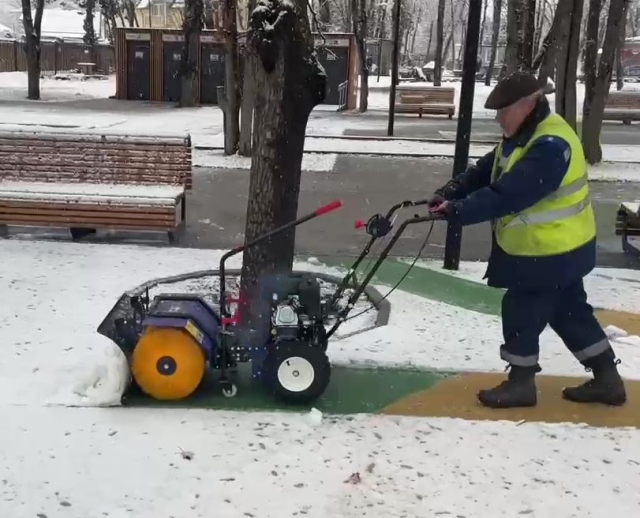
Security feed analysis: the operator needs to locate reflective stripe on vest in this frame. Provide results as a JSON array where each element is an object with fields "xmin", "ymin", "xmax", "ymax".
[{"xmin": 491, "ymin": 113, "xmax": 596, "ymax": 257}]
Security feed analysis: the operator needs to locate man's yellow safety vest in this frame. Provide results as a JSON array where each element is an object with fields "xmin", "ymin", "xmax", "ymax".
[{"xmin": 490, "ymin": 113, "xmax": 596, "ymax": 256}]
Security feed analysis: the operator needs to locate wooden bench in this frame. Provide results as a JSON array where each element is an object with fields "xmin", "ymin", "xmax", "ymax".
[
  {"xmin": 0, "ymin": 131, "xmax": 192, "ymax": 243},
  {"xmin": 394, "ymin": 85, "xmax": 456, "ymax": 119},
  {"xmin": 603, "ymin": 91, "xmax": 640, "ymax": 125},
  {"xmin": 615, "ymin": 201, "xmax": 640, "ymax": 258}
]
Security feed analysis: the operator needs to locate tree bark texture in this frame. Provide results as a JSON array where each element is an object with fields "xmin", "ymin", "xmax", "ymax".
[
  {"xmin": 240, "ymin": 0, "xmax": 326, "ymax": 292},
  {"xmin": 434, "ymin": 0, "xmax": 446, "ymax": 85},
  {"xmin": 582, "ymin": 0, "xmax": 629, "ymax": 164},
  {"xmin": 505, "ymin": 0, "xmax": 519, "ymax": 74},
  {"xmin": 486, "ymin": 0, "xmax": 503, "ymax": 85},
  {"xmin": 516, "ymin": 0, "xmax": 536, "ymax": 70},
  {"xmin": 21, "ymin": 0, "xmax": 45, "ymax": 100}
]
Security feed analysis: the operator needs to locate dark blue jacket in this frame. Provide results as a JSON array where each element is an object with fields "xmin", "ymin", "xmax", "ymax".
[{"xmin": 436, "ymin": 99, "xmax": 596, "ymax": 290}]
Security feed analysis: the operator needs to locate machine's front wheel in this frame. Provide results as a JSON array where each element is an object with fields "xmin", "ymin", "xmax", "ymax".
[{"xmin": 264, "ymin": 343, "xmax": 331, "ymax": 405}]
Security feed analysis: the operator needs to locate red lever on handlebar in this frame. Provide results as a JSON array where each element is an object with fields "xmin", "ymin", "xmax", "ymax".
[
  {"xmin": 354, "ymin": 220, "xmax": 365, "ymax": 229},
  {"xmin": 314, "ymin": 200, "xmax": 342, "ymax": 216}
]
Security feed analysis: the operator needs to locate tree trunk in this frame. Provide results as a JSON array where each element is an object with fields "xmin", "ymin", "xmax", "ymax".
[
  {"xmin": 221, "ymin": 0, "xmax": 240, "ymax": 154},
  {"xmin": 238, "ymin": 0, "xmax": 256, "ymax": 156},
  {"xmin": 434, "ymin": 0, "xmax": 446, "ymax": 85},
  {"xmin": 410, "ymin": 6, "xmax": 422, "ymax": 54},
  {"xmin": 582, "ymin": 0, "xmax": 629, "ymax": 164},
  {"xmin": 554, "ymin": 0, "xmax": 576, "ymax": 120},
  {"xmin": 631, "ymin": 3, "xmax": 640, "ymax": 37},
  {"xmin": 616, "ymin": 0, "xmax": 628, "ymax": 90},
  {"xmin": 480, "ymin": 0, "xmax": 488, "ymax": 46},
  {"xmin": 532, "ymin": 2, "xmax": 560, "ymax": 79},
  {"xmin": 239, "ymin": 44, "xmax": 256, "ymax": 156},
  {"xmin": 486, "ymin": 0, "xmax": 502, "ymax": 85},
  {"xmin": 21, "ymin": 0, "xmax": 45, "ymax": 101},
  {"xmin": 179, "ymin": 0, "xmax": 203, "ymax": 107},
  {"xmin": 319, "ymin": 0, "xmax": 331, "ymax": 29},
  {"xmin": 426, "ymin": 20, "xmax": 434, "ymax": 60},
  {"xmin": 449, "ymin": 0, "xmax": 457, "ymax": 69},
  {"xmin": 516, "ymin": 0, "xmax": 536, "ymax": 70},
  {"xmin": 505, "ymin": 0, "xmax": 519, "ymax": 73},
  {"xmin": 240, "ymin": 0, "xmax": 326, "ymax": 292},
  {"xmin": 352, "ymin": 0, "xmax": 369, "ymax": 112},
  {"xmin": 565, "ymin": 0, "xmax": 584, "ymax": 129},
  {"xmin": 82, "ymin": 0, "xmax": 97, "ymax": 63},
  {"xmin": 583, "ymin": 0, "xmax": 602, "ymax": 102},
  {"xmin": 533, "ymin": 0, "xmax": 545, "ymax": 52}
]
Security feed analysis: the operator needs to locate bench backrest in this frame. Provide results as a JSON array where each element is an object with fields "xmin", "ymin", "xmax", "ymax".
[
  {"xmin": 0, "ymin": 131, "xmax": 193, "ymax": 189},
  {"xmin": 605, "ymin": 91, "xmax": 640, "ymax": 109},
  {"xmin": 396, "ymin": 86, "xmax": 455, "ymax": 104}
]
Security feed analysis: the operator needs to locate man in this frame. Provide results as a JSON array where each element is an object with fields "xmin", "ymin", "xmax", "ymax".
[{"xmin": 428, "ymin": 72, "xmax": 627, "ymax": 409}]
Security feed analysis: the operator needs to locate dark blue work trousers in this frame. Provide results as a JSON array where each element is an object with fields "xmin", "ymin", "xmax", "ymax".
[{"xmin": 499, "ymin": 279, "xmax": 612, "ymax": 367}]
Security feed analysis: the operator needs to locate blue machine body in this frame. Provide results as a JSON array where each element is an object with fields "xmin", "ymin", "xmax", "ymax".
[{"xmin": 142, "ymin": 295, "xmax": 220, "ymax": 362}]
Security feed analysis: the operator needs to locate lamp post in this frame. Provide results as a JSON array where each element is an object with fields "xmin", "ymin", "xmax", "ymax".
[
  {"xmin": 387, "ymin": 0, "xmax": 401, "ymax": 136},
  {"xmin": 443, "ymin": 0, "xmax": 482, "ymax": 270}
]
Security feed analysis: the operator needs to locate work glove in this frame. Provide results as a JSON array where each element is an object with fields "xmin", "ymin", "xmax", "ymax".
[
  {"xmin": 427, "ymin": 193, "xmax": 445, "ymax": 209},
  {"xmin": 429, "ymin": 199, "xmax": 450, "ymax": 217}
]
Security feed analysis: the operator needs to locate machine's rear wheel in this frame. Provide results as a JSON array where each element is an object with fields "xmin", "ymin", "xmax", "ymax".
[
  {"xmin": 264, "ymin": 343, "xmax": 331, "ymax": 405},
  {"xmin": 131, "ymin": 326, "xmax": 205, "ymax": 400}
]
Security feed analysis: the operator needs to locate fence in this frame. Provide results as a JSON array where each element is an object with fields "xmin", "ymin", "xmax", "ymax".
[{"xmin": 0, "ymin": 38, "xmax": 115, "ymax": 74}]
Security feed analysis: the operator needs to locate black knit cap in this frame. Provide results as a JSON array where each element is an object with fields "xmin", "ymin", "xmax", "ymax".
[{"xmin": 485, "ymin": 71, "xmax": 552, "ymax": 110}]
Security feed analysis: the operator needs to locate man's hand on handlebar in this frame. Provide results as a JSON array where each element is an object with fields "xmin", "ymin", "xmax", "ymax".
[
  {"xmin": 427, "ymin": 194, "xmax": 445, "ymax": 209},
  {"xmin": 429, "ymin": 199, "xmax": 450, "ymax": 217}
]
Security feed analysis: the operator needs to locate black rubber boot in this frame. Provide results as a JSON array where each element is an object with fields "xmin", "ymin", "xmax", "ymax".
[
  {"xmin": 562, "ymin": 350, "xmax": 627, "ymax": 406},
  {"xmin": 477, "ymin": 364, "xmax": 541, "ymax": 408}
]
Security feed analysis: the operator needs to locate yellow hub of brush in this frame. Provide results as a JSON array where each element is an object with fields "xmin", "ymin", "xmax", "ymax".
[{"xmin": 131, "ymin": 326, "xmax": 206, "ymax": 400}]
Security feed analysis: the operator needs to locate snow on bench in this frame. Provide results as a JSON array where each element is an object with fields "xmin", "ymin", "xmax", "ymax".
[{"xmin": 0, "ymin": 181, "xmax": 185, "ymax": 206}]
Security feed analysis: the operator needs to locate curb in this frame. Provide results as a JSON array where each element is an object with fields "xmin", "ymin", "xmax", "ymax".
[{"xmin": 193, "ymin": 142, "xmax": 640, "ymax": 166}]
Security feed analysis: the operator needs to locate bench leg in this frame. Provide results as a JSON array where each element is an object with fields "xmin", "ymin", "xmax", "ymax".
[
  {"xmin": 181, "ymin": 194, "xmax": 187, "ymax": 224},
  {"xmin": 0, "ymin": 224, "xmax": 8, "ymax": 238},
  {"xmin": 70, "ymin": 227, "xmax": 97, "ymax": 240}
]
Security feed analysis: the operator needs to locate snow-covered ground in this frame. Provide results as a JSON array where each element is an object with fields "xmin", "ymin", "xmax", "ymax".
[{"xmin": 1, "ymin": 239, "xmax": 640, "ymax": 517}]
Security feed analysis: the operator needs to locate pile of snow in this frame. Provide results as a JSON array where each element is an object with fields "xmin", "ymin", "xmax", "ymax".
[{"xmin": 0, "ymin": 22, "xmax": 13, "ymax": 38}]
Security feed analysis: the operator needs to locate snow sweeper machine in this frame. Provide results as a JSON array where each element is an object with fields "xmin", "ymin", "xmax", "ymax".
[{"xmin": 97, "ymin": 199, "xmax": 443, "ymax": 405}]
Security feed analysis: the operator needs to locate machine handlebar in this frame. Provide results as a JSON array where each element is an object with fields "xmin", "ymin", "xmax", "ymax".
[{"xmin": 314, "ymin": 200, "xmax": 342, "ymax": 216}]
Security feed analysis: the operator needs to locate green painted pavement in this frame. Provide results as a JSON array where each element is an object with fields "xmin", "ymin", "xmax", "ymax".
[
  {"xmin": 123, "ymin": 363, "xmax": 447, "ymax": 413},
  {"xmin": 330, "ymin": 258, "xmax": 503, "ymax": 316}
]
